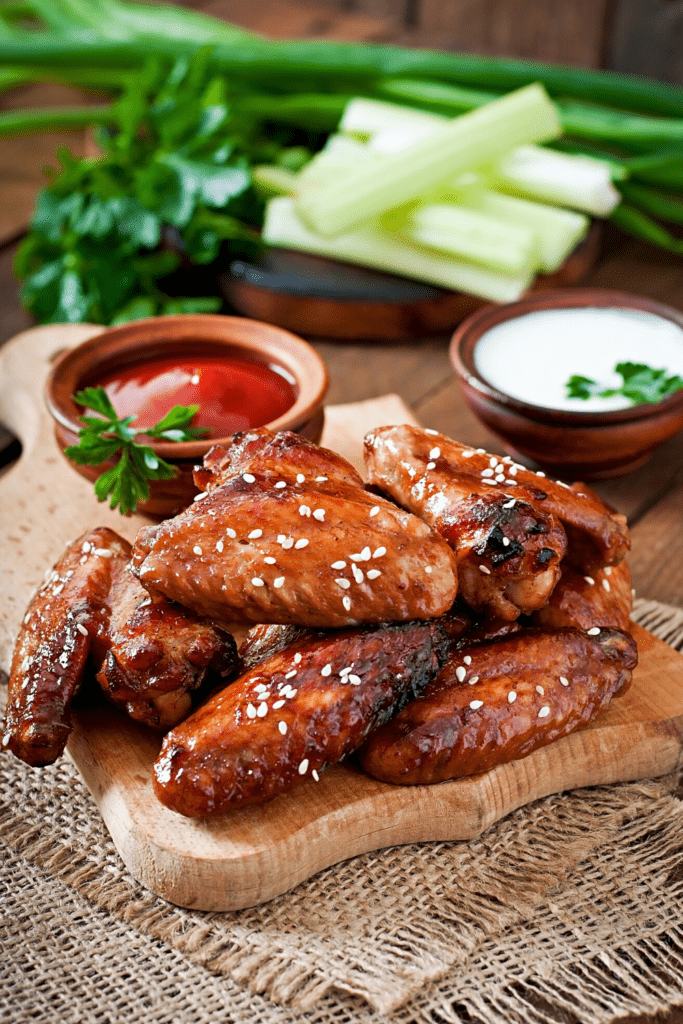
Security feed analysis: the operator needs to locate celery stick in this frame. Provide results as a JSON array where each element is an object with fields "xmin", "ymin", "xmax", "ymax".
[
  {"xmin": 493, "ymin": 145, "xmax": 620, "ymax": 216},
  {"xmin": 296, "ymin": 135, "xmax": 382, "ymax": 190},
  {"xmin": 399, "ymin": 204, "xmax": 538, "ymax": 275},
  {"xmin": 252, "ymin": 165, "xmax": 299, "ymax": 199},
  {"xmin": 296, "ymin": 84, "xmax": 561, "ymax": 237},
  {"xmin": 340, "ymin": 96, "xmax": 444, "ymax": 140},
  {"xmin": 458, "ymin": 191, "xmax": 589, "ymax": 272},
  {"xmin": 264, "ymin": 198, "xmax": 534, "ymax": 302}
]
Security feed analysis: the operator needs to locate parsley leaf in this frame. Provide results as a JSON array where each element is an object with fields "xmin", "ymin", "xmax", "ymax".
[
  {"xmin": 64, "ymin": 387, "xmax": 208, "ymax": 515},
  {"xmin": 566, "ymin": 362, "xmax": 683, "ymax": 406}
]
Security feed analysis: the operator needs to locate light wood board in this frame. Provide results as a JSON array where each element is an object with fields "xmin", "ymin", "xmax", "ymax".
[{"xmin": 1, "ymin": 324, "xmax": 683, "ymax": 911}]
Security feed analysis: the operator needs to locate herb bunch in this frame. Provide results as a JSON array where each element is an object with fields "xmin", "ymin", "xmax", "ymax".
[
  {"xmin": 66, "ymin": 386, "xmax": 207, "ymax": 514},
  {"xmin": 566, "ymin": 361, "xmax": 683, "ymax": 406}
]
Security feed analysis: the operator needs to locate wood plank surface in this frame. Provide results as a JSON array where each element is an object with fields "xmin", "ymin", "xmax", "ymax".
[{"xmin": 1, "ymin": 323, "xmax": 682, "ymax": 913}]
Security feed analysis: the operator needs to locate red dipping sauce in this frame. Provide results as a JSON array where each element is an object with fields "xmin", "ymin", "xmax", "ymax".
[{"xmin": 95, "ymin": 354, "xmax": 298, "ymax": 437}]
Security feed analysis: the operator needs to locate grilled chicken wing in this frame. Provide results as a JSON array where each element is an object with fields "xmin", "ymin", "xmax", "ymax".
[
  {"xmin": 3, "ymin": 528, "xmax": 237, "ymax": 766},
  {"xmin": 132, "ymin": 429, "xmax": 458, "ymax": 629},
  {"xmin": 532, "ymin": 560, "xmax": 632, "ymax": 632},
  {"xmin": 364, "ymin": 425, "xmax": 566, "ymax": 620},
  {"xmin": 153, "ymin": 619, "xmax": 450, "ymax": 817},
  {"xmin": 359, "ymin": 626, "xmax": 637, "ymax": 786}
]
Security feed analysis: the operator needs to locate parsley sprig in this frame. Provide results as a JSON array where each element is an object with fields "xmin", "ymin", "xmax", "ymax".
[
  {"xmin": 566, "ymin": 361, "xmax": 683, "ymax": 406},
  {"xmin": 65, "ymin": 387, "xmax": 208, "ymax": 514}
]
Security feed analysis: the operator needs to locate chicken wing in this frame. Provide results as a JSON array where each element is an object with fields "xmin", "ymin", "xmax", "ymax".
[
  {"xmin": 364, "ymin": 425, "xmax": 566, "ymax": 620},
  {"xmin": 359, "ymin": 626, "xmax": 637, "ymax": 786},
  {"xmin": 132, "ymin": 429, "xmax": 458, "ymax": 629},
  {"xmin": 3, "ymin": 528, "xmax": 237, "ymax": 766},
  {"xmin": 153, "ymin": 619, "xmax": 450, "ymax": 817},
  {"xmin": 531, "ymin": 560, "xmax": 632, "ymax": 632}
]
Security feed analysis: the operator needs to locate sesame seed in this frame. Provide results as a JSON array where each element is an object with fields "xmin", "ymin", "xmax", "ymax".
[
  {"xmin": 464, "ymin": 655, "xmax": 472, "ymax": 665},
  {"xmin": 462, "ymin": 450, "xmax": 475, "ymax": 458},
  {"xmin": 298, "ymin": 759, "xmax": 309, "ymax": 774},
  {"xmin": 264, "ymin": 556, "xmax": 276, "ymax": 564},
  {"xmin": 481, "ymin": 468, "xmax": 495, "ymax": 478},
  {"xmin": 52, "ymin": 583, "xmax": 64, "ymax": 595},
  {"xmin": 226, "ymin": 528, "xmax": 237, "ymax": 539},
  {"xmin": 509, "ymin": 466, "xmax": 518, "ymax": 476},
  {"xmin": 274, "ymin": 481, "xmax": 287, "ymax": 489},
  {"xmin": 478, "ymin": 564, "xmax": 491, "ymax": 575},
  {"xmin": 279, "ymin": 721, "xmax": 287, "ymax": 735},
  {"xmin": 455, "ymin": 666, "xmax": 467, "ymax": 682},
  {"xmin": 538, "ymin": 706, "xmax": 550, "ymax": 718},
  {"xmin": 584, "ymin": 576, "xmax": 595, "ymax": 585},
  {"xmin": 352, "ymin": 565, "xmax": 364, "ymax": 584},
  {"xmin": 193, "ymin": 546, "xmax": 203, "ymax": 556},
  {"xmin": 335, "ymin": 578, "xmax": 351, "ymax": 590},
  {"xmin": 587, "ymin": 627, "xmax": 601, "ymax": 636},
  {"xmin": 348, "ymin": 674, "xmax": 362, "ymax": 685},
  {"xmin": 243, "ymin": 473, "xmax": 256, "ymax": 483},
  {"xmin": 216, "ymin": 540, "xmax": 224, "ymax": 553},
  {"xmin": 508, "ymin": 691, "xmax": 516, "ymax": 703},
  {"xmin": 295, "ymin": 539, "xmax": 309, "ymax": 549},
  {"xmin": 312, "ymin": 769, "xmax": 320, "ymax": 781},
  {"xmin": 505, "ymin": 480, "xmax": 518, "ymax": 486},
  {"xmin": 476, "ymin": 448, "xmax": 486, "ymax": 454},
  {"xmin": 602, "ymin": 579, "xmax": 611, "ymax": 592},
  {"xmin": 296, "ymin": 473, "xmax": 305, "ymax": 483},
  {"xmin": 560, "ymin": 676, "xmax": 569, "ymax": 687},
  {"xmin": 482, "ymin": 479, "xmax": 498, "ymax": 485},
  {"xmin": 193, "ymin": 491, "xmax": 207, "ymax": 502},
  {"xmin": 285, "ymin": 670, "xmax": 297, "ymax": 679},
  {"xmin": 495, "ymin": 474, "xmax": 506, "ymax": 483},
  {"xmin": 282, "ymin": 538, "xmax": 294, "ymax": 549},
  {"xmin": 373, "ymin": 547, "xmax": 386, "ymax": 559},
  {"xmin": 246, "ymin": 703, "xmax": 257, "ymax": 719},
  {"xmin": 313, "ymin": 509, "xmax": 325, "ymax": 521},
  {"xmin": 536, "ymin": 471, "xmax": 546, "ymax": 477},
  {"xmin": 503, "ymin": 499, "xmax": 516, "ymax": 508},
  {"xmin": 557, "ymin": 480, "xmax": 571, "ymax": 489},
  {"xmin": 342, "ymin": 596, "xmax": 351, "ymax": 611},
  {"xmin": 76, "ymin": 623, "xmax": 88, "ymax": 637},
  {"xmin": 361, "ymin": 546, "xmax": 372, "ymax": 560},
  {"xmin": 82, "ymin": 542, "xmax": 91, "ymax": 553},
  {"xmin": 604, "ymin": 567, "xmax": 612, "ymax": 576},
  {"xmin": 340, "ymin": 665, "xmax": 353, "ymax": 675},
  {"xmin": 426, "ymin": 462, "xmax": 436, "ymax": 470},
  {"xmin": 321, "ymin": 664, "xmax": 332, "ymax": 677},
  {"xmin": 257, "ymin": 702, "xmax": 268, "ymax": 717},
  {"xmin": 424, "ymin": 566, "xmax": 432, "ymax": 575},
  {"xmin": 469, "ymin": 700, "xmax": 483, "ymax": 710},
  {"xmin": 248, "ymin": 529, "xmax": 263, "ymax": 539},
  {"xmin": 274, "ymin": 577, "xmax": 285, "ymax": 588},
  {"xmin": 490, "ymin": 457, "xmax": 498, "ymax": 468},
  {"xmin": 2, "ymin": 734, "xmax": 10, "ymax": 747},
  {"xmin": 251, "ymin": 577, "xmax": 265, "ymax": 587},
  {"xmin": 536, "ymin": 685, "xmax": 545, "ymax": 695},
  {"xmin": 286, "ymin": 688, "xmax": 298, "ymax": 698},
  {"xmin": 299, "ymin": 505, "xmax": 311, "ymax": 517},
  {"xmin": 370, "ymin": 506, "xmax": 380, "ymax": 517},
  {"xmin": 273, "ymin": 699, "xmax": 285, "ymax": 708},
  {"xmin": 429, "ymin": 447, "xmax": 441, "ymax": 459},
  {"xmin": 255, "ymin": 683, "xmax": 268, "ymax": 692},
  {"xmin": 94, "ymin": 548, "xmax": 113, "ymax": 558},
  {"xmin": 501, "ymin": 537, "xmax": 510, "ymax": 547},
  {"xmin": 331, "ymin": 560, "xmax": 346, "ymax": 570},
  {"xmin": 469, "ymin": 676, "xmax": 479, "ymax": 685},
  {"xmin": 315, "ymin": 476, "xmax": 328, "ymax": 482},
  {"xmin": 294, "ymin": 653, "xmax": 302, "ymax": 664},
  {"xmin": 425, "ymin": 428, "xmax": 438, "ymax": 435}
]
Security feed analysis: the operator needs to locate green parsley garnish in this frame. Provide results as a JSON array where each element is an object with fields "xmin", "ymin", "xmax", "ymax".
[
  {"xmin": 566, "ymin": 361, "xmax": 683, "ymax": 406},
  {"xmin": 65, "ymin": 386, "xmax": 208, "ymax": 515}
]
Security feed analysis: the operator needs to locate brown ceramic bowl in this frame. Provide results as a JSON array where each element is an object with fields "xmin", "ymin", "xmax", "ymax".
[
  {"xmin": 46, "ymin": 314, "xmax": 329, "ymax": 517},
  {"xmin": 450, "ymin": 288, "xmax": 683, "ymax": 480}
]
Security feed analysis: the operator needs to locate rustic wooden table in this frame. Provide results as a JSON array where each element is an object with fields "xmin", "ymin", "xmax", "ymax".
[{"xmin": 1, "ymin": 4, "xmax": 682, "ymax": 1021}]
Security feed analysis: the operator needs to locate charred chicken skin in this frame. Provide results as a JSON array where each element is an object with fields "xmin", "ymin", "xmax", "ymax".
[
  {"xmin": 3, "ymin": 528, "xmax": 237, "ymax": 766},
  {"xmin": 532, "ymin": 560, "xmax": 632, "ymax": 633},
  {"xmin": 132, "ymin": 429, "xmax": 458, "ymax": 629},
  {"xmin": 153, "ymin": 619, "xmax": 451, "ymax": 817},
  {"xmin": 364, "ymin": 425, "xmax": 567, "ymax": 620},
  {"xmin": 359, "ymin": 626, "xmax": 637, "ymax": 786}
]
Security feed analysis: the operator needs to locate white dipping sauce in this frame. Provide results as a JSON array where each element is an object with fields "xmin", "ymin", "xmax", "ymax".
[{"xmin": 473, "ymin": 307, "xmax": 683, "ymax": 412}]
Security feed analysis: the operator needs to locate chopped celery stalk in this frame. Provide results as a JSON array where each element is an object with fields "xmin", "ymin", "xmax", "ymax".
[
  {"xmin": 340, "ymin": 96, "xmax": 444, "ymax": 140},
  {"xmin": 252, "ymin": 165, "xmax": 299, "ymax": 199},
  {"xmin": 295, "ymin": 84, "xmax": 561, "ymax": 237},
  {"xmin": 399, "ymin": 204, "xmax": 538, "ymax": 275},
  {"xmin": 458, "ymin": 191, "xmax": 589, "ymax": 272},
  {"xmin": 296, "ymin": 135, "xmax": 383, "ymax": 189},
  {"xmin": 264, "ymin": 198, "xmax": 535, "ymax": 303},
  {"xmin": 493, "ymin": 145, "xmax": 620, "ymax": 216}
]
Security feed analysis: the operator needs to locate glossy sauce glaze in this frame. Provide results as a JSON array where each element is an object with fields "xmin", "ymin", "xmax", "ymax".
[{"xmin": 95, "ymin": 354, "xmax": 298, "ymax": 437}]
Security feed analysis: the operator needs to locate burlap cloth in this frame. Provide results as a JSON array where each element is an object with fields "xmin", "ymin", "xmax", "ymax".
[{"xmin": 2, "ymin": 596, "xmax": 683, "ymax": 1024}]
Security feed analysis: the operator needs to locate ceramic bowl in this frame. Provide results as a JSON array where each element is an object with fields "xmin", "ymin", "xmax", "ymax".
[
  {"xmin": 46, "ymin": 314, "xmax": 329, "ymax": 517},
  {"xmin": 450, "ymin": 288, "xmax": 683, "ymax": 480}
]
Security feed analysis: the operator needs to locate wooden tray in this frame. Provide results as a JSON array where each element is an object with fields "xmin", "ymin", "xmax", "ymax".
[{"xmin": 1, "ymin": 323, "xmax": 683, "ymax": 912}]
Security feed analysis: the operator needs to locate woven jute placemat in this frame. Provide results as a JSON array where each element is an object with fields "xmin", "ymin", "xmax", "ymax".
[{"xmin": 2, "ymin": 597, "xmax": 683, "ymax": 1024}]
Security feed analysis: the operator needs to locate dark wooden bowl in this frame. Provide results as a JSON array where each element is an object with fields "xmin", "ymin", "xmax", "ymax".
[
  {"xmin": 218, "ymin": 226, "xmax": 602, "ymax": 342},
  {"xmin": 450, "ymin": 288, "xmax": 683, "ymax": 480},
  {"xmin": 46, "ymin": 314, "xmax": 328, "ymax": 518}
]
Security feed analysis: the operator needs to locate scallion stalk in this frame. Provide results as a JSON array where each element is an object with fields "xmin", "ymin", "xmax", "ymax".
[{"xmin": 0, "ymin": 103, "xmax": 113, "ymax": 137}]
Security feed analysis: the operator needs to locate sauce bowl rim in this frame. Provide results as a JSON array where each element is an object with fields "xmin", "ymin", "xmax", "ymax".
[{"xmin": 450, "ymin": 288, "xmax": 683, "ymax": 426}]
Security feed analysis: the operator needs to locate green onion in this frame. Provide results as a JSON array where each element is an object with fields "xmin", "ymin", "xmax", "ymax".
[
  {"xmin": 0, "ymin": 103, "xmax": 113, "ymax": 137},
  {"xmin": 296, "ymin": 84, "xmax": 561, "ymax": 237},
  {"xmin": 609, "ymin": 202, "xmax": 683, "ymax": 255}
]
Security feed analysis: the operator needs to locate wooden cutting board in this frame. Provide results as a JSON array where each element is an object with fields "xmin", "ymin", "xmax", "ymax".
[{"xmin": 1, "ymin": 323, "xmax": 683, "ymax": 912}]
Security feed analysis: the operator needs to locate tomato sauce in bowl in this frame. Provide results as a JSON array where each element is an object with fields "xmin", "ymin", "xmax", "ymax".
[{"xmin": 95, "ymin": 354, "xmax": 298, "ymax": 437}]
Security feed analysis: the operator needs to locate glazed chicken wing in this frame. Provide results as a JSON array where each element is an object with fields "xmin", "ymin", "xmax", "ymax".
[
  {"xmin": 153, "ymin": 619, "xmax": 450, "ymax": 816},
  {"xmin": 3, "ymin": 528, "xmax": 237, "ymax": 766},
  {"xmin": 532, "ymin": 560, "xmax": 632, "ymax": 632},
  {"xmin": 364, "ymin": 425, "xmax": 566, "ymax": 620},
  {"xmin": 359, "ymin": 626, "xmax": 637, "ymax": 786},
  {"xmin": 132, "ymin": 429, "xmax": 458, "ymax": 629}
]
